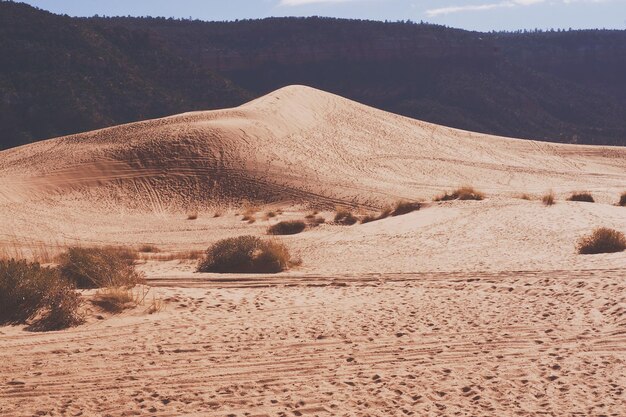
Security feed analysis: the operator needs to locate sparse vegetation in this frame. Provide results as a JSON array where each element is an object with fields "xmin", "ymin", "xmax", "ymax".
[
  {"xmin": 187, "ymin": 212, "xmax": 198, "ymax": 220},
  {"xmin": 619, "ymin": 192, "xmax": 626, "ymax": 207},
  {"xmin": 577, "ymin": 228, "xmax": 626, "ymax": 254},
  {"xmin": 334, "ymin": 209, "xmax": 358, "ymax": 225},
  {"xmin": 58, "ymin": 246, "xmax": 144, "ymax": 289},
  {"xmin": 435, "ymin": 186, "xmax": 485, "ymax": 201},
  {"xmin": 0, "ymin": 259, "xmax": 82, "ymax": 330},
  {"xmin": 542, "ymin": 191, "xmax": 556, "ymax": 206},
  {"xmin": 517, "ymin": 193, "xmax": 533, "ymax": 200},
  {"xmin": 306, "ymin": 215, "xmax": 326, "ymax": 226},
  {"xmin": 92, "ymin": 287, "xmax": 137, "ymax": 313},
  {"xmin": 266, "ymin": 211, "xmax": 277, "ymax": 218},
  {"xmin": 391, "ymin": 201, "xmax": 421, "ymax": 216},
  {"xmin": 360, "ymin": 207, "xmax": 391, "ymax": 224},
  {"xmin": 267, "ymin": 220, "xmax": 307, "ymax": 235},
  {"xmin": 567, "ymin": 192, "xmax": 594, "ymax": 203},
  {"xmin": 197, "ymin": 236, "xmax": 292, "ymax": 273}
]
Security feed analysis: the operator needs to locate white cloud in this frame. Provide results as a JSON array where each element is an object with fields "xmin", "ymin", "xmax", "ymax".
[{"xmin": 425, "ymin": 0, "xmax": 619, "ymax": 17}]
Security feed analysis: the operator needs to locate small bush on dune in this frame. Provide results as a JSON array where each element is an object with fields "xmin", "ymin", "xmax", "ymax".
[
  {"xmin": 138, "ymin": 244, "xmax": 159, "ymax": 253},
  {"xmin": 334, "ymin": 210, "xmax": 358, "ymax": 226},
  {"xmin": 59, "ymin": 246, "xmax": 144, "ymax": 289},
  {"xmin": 267, "ymin": 220, "xmax": 306, "ymax": 235},
  {"xmin": 197, "ymin": 236, "xmax": 292, "ymax": 273},
  {"xmin": 187, "ymin": 212, "xmax": 198, "ymax": 220},
  {"xmin": 577, "ymin": 228, "xmax": 626, "ymax": 254},
  {"xmin": 567, "ymin": 192, "xmax": 594, "ymax": 203},
  {"xmin": 0, "ymin": 259, "xmax": 82, "ymax": 330},
  {"xmin": 391, "ymin": 201, "xmax": 421, "ymax": 216},
  {"xmin": 435, "ymin": 186, "xmax": 485, "ymax": 202},
  {"xmin": 92, "ymin": 287, "xmax": 137, "ymax": 313},
  {"xmin": 619, "ymin": 192, "xmax": 626, "ymax": 207},
  {"xmin": 517, "ymin": 193, "xmax": 533, "ymax": 200},
  {"xmin": 542, "ymin": 191, "xmax": 556, "ymax": 206},
  {"xmin": 360, "ymin": 207, "xmax": 391, "ymax": 224}
]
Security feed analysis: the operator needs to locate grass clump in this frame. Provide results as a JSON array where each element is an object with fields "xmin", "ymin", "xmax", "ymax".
[
  {"xmin": 619, "ymin": 192, "xmax": 626, "ymax": 207},
  {"xmin": 435, "ymin": 186, "xmax": 485, "ymax": 202},
  {"xmin": 0, "ymin": 259, "xmax": 82, "ymax": 330},
  {"xmin": 138, "ymin": 244, "xmax": 159, "ymax": 253},
  {"xmin": 541, "ymin": 191, "xmax": 556, "ymax": 206},
  {"xmin": 187, "ymin": 212, "xmax": 198, "ymax": 220},
  {"xmin": 567, "ymin": 192, "xmax": 594, "ymax": 203},
  {"xmin": 391, "ymin": 201, "xmax": 421, "ymax": 216},
  {"xmin": 360, "ymin": 207, "xmax": 391, "ymax": 224},
  {"xmin": 92, "ymin": 287, "xmax": 137, "ymax": 313},
  {"xmin": 197, "ymin": 236, "xmax": 292, "ymax": 273},
  {"xmin": 58, "ymin": 246, "xmax": 145, "ymax": 289},
  {"xmin": 334, "ymin": 209, "xmax": 358, "ymax": 226},
  {"xmin": 577, "ymin": 228, "xmax": 626, "ymax": 255},
  {"xmin": 267, "ymin": 220, "xmax": 306, "ymax": 235}
]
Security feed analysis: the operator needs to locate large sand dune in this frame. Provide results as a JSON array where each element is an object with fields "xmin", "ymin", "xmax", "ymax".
[
  {"xmin": 1, "ymin": 86, "xmax": 625, "ymax": 416},
  {"xmin": 1, "ymin": 85, "xmax": 624, "ymax": 208}
]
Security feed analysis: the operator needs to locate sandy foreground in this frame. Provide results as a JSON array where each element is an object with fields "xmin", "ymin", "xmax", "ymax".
[{"xmin": 0, "ymin": 86, "xmax": 625, "ymax": 416}]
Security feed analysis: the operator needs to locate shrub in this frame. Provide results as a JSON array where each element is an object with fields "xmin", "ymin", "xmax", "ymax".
[
  {"xmin": 92, "ymin": 287, "xmax": 137, "ymax": 313},
  {"xmin": 391, "ymin": 201, "xmax": 421, "ymax": 216},
  {"xmin": 517, "ymin": 193, "xmax": 532, "ymax": 200},
  {"xmin": 268, "ymin": 220, "xmax": 306, "ymax": 235},
  {"xmin": 567, "ymin": 192, "xmax": 594, "ymax": 203},
  {"xmin": 577, "ymin": 228, "xmax": 626, "ymax": 254},
  {"xmin": 435, "ymin": 186, "xmax": 484, "ymax": 201},
  {"xmin": 541, "ymin": 191, "xmax": 556, "ymax": 206},
  {"xmin": 0, "ymin": 259, "xmax": 82, "ymax": 330},
  {"xmin": 334, "ymin": 210, "xmax": 358, "ymax": 225},
  {"xmin": 360, "ymin": 207, "xmax": 391, "ymax": 224},
  {"xmin": 187, "ymin": 212, "xmax": 198, "ymax": 220},
  {"xmin": 619, "ymin": 192, "xmax": 626, "ymax": 207},
  {"xmin": 197, "ymin": 236, "xmax": 291, "ymax": 273},
  {"xmin": 138, "ymin": 244, "xmax": 159, "ymax": 253},
  {"xmin": 266, "ymin": 211, "xmax": 277, "ymax": 218},
  {"xmin": 58, "ymin": 246, "xmax": 144, "ymax": 289},
  {"xmin": 306, "ymin": 216, "xmax": 326, "ymax": 226}
]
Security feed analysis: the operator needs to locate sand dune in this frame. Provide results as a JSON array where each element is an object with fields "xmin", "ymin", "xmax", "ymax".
[
  {"xmin": 1, "ymin": 86, "xmax": 625, "ymax": 417},
  {"xmin": 1, "ymin": 85, "xmax": 624, "ymax": 208}
]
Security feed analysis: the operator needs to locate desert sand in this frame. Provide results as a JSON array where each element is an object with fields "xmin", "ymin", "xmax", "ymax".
[{"xmin": 0, "ymin": 86, "xmax": 625, "ymax": 416}]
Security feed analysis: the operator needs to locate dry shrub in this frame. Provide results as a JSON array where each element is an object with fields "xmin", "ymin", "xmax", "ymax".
[
  {"xmin": 213, "ymin": 212, "xmax": 222, "ymax": 218},
  {"xmin": 435, "ymin": 186, "xmax": 485, "ymax": 201},
  {"xmin": 268, "ymin": 220, "xmax": 306, "ymax": 235},
  {"xmin": 567, "ymin": 192, "xmax": 594, "ymax": 203},
  {"xmin": 577, "ymin": 228, "xmax": 626, "ymax": 254},
  {"xmin": 360, "ymin": 207, "xmax": 391, "ymax": 224},
  {"xmin": 391, "ymin": 201, "xmax": 421, "ymax": 216},
  {"xmin": 0, "ymin": 259, "xmax": 83, "ymax": 330},
  {"xmin": 517, "ymin": 193, "xmax": 533, "ymax": 200},
  {"xmin": 138, "ymin": 244, "xmax": 159, "ymax": 253},
  {"xmin": 619, "ymin": 192, "xmax": 626, "ymax": 207},
  {"xmin": 197, "ymin": 236, "xmax": 291, "ymax": 273},
  {"xmin": 58, "ymin": 246, "xmax": 145, "ymax": 289},
  {"xmin": 542, "ymin": 191, "xmax": 556, "ymax": 206},
  {"xmin": 266, "ymin": 211, "xmax": 277, "ymax": 218},
  {"xmin": 92, "ymin": 287, "xmax": 136, "ymax": 313},
  {"xmin": 334, "ymin": 210, "xmax": 358, "ymax": 225},
  {"xmin": 306, "ymin": 215, "xmax": 326, "ymax": 226},
  {"xmin": 187, "ymin": 212, "xmax": 198, "ymax": 220}
]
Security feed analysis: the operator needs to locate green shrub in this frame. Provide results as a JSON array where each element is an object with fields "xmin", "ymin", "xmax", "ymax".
[
  {"xmin": 435, "ymin": 186, "xmax": 484, "ymax": 201},
  {"xmin": 391, "ymin": 201, "xmax": 421, "ymax": 216},
  {"xmin": 0, "ymin": 259, "xmax": 82, "ymax": 330},
  {"xmin": 197, "ymin": 236, "xmax": 291, "ymax": 273},
  {"xmin": 58, "ymin": 246, "xmax": 144, "ymax": 289},
  {"xmin": 334, "ymin": 210, "xmax": 358, "ymax": 225},
  {"xmin": 267, "ymin": 220, "xmax": 306, "ymax": 235},
  {"xmin": 567, "ymin": 192, "xmax": 594, "ymax": 203},
  {"xmin": 577, "ymin": 228, "xmax": 626, "ymax": 254}
]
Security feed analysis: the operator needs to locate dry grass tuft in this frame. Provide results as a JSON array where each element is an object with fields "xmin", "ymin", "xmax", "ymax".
[
  {"xmin": 567, "ymin": 192, "xmax": 594, "ymax": 203},
  {"xmin": 266, "ymin": 211, "xmax": 277, "ymax": 218},
  {"xmin": 577, "ymin": 228, "xmax": 626, "ymax": 254},
  {"xmin": 517, "ymin": 193, "xmax": 533, "ymax": 200},
  {"xmin": 58, "ymin": 246, "xmax": 145, "ymax": 289},
  {"xmin": 435, "ymin": 186, "xmax": 485, "ymax": 201},
  {"xmin": 138, "ymin": 244, "xmax": 160, "ymax": 253},
  {"xmin": 391, "ymin": 201, "xmax": 421, "ymax": 216},
  {"xmin": 268, "ymin": 220, "xmax": 307, "ymax": 235},
  {"xmin": 197, "ymin": 236, "xmax": 292, "ymax": 273},
  {"xmin": 187, "ymin": 212, "xmax": 198, "ymax": 220},
  {"xmin": 92, "ymin": 287, "xmax": 136, "ymax": 313},
  {"xmin": 334, "ymin": 209, "xmax": 358, "ymax": 226},
  {"xmin": 619, "ymin": 192, "xmax": 626, "ymax": 207},
  {"xmin": 360, "ymin": 207, "xmax": 391, "ymax": 224},
  {"xmin": 0, "ymin": 259, "xmax": 83, "ymax": 331},
  {"xmin": 542, "ymin": 191, "xmax": 556, "ymax": 206}
]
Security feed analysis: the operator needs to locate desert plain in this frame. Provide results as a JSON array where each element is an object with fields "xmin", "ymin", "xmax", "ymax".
[{"xmin": 0, "ymin": 86, "xmax": 625, "ymax": 416}]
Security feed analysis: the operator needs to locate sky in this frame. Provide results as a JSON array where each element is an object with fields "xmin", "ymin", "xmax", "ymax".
[{"xmin": 16, "ymin": 0, "xmax": 626, "ymax": 32}]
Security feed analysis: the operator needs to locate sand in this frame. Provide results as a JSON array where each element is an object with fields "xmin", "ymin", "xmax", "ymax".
[{"xmin": 0, "ymin": 86, "xmax": 625, "ymax": 416}]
